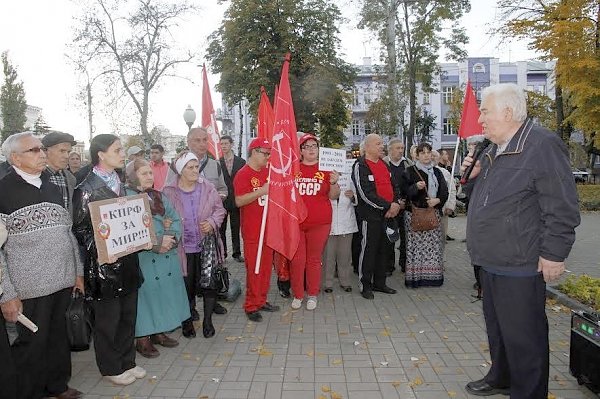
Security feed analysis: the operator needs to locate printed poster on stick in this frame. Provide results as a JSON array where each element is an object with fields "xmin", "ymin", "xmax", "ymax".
[
  {"xmin": 88, "ymin": 194, "xmax": 158, "ymax": 265},
  {"xmin": 318, "ymin": 147, "xmax": 346, "ymax": 172}
]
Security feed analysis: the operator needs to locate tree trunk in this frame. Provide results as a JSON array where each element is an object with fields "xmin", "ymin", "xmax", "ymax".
[
  {"xmin": 87, "ymin": 81, "xmax": 93, "ymax": 142},
  {"xmin": 141, "ymin": 93, "xmax": 150, "ymax": 147},
  {"xmin": 555, "ymin": 83, "xmax": 567, "ymax": 141},
  {"xmin": 238, "ymin": 102, "xmax": 244, "ymax": 156},
  {"xmin": 407, "ymin": 62, "xmax": 417, "ymax": 148},
  {"xmin": 386, "ymin": 0, "xmax": 398, "ymax": 140}
]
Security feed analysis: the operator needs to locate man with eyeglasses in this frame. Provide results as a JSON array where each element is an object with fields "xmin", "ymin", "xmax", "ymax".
[
  {"xmin": 41, "ymin": 132, "xmax": 78, "ymax": 219},
  {"xmin": 0, "ymin": 132, "xmax": 84, "ymax": 399},
  {"xmin": 234, "ymin": 137, "xmax": 280, "ymax": 322}
]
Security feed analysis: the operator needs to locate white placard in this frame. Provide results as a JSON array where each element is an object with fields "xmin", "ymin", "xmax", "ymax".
[
  {"xmin": 344, "ymin": 158, "xmax": 356, "ymax": 174},
  {"xmin": 88, "ymin": 194, "xmax": 157, "ymax": 264},
  {"xmin": 338, "ymin": 174, "xmax": 354, "ymax": 192},
  {"xmin": 318, "ymin": 147, "xmax": 346, "ymax": 172}
]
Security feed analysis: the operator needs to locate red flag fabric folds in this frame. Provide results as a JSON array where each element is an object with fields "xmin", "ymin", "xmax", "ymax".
[
  {"xmin": 257, "ymin": 86, "xmax": 274, "ymax": 141},
  {"xmin": 458, "ymin": 81, "xmax": 483, "ymax": 139},
  {"xmin": 201, "ymin": 64, "xmax": 222, "ymax": 159},
  {"xmin": 265, "ymin": 54, "xmax": 307, "ymax": 260}
]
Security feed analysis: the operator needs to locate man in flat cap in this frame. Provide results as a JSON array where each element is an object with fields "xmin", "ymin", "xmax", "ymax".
[
  {"xmin": 42, "ymin": 132, "xmax": 78, "ymax": 218},
  {"xmin": 127, "ymin": 145, "xmax": 145, "ymax": 162}
]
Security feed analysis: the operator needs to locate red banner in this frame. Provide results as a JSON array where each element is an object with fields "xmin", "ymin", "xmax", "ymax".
[
  {"xmin": 257, "ymin": 86, "xmax": 274, "ymax": 141},
  {"xmin": 202, "ymin": 64, "xmax": 222, "ymax": 159},
  {"xmin": 265, "ymin": 54, "xmax": 307, "ymax": 260},
  {"xmin": 458, "ymin": 81, "xmax": 483, "ymax": 138}
]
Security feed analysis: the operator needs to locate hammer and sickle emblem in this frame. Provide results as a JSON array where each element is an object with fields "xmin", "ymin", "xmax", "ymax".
[{"xmin": 270, "ymin": 131, "xmax": 293, "ymax": 177}]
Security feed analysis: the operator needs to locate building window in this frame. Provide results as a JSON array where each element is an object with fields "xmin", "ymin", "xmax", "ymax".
[
  {"xmin": 443, "ymin": 118, "xmax": 456, "ymax": 135},
  {"xmin": 352, "ymin": 120, "xmax": 360, "ymax": 136},
  {"xmin": 364, "ymin": 121, "xmax": 371, "ymax": 136},
  {"xmin": 352, "ymin": 87, "xmax": 359, "ymax": 106},
  {"xmin": 443, "ymin": 86, "xmax": 455, "ymax": 104},
  {"xmin": 423, "ymin": 92, "xmax": 430, "ymax": 104},
  {"xmin": 364, "ymin": 87, "xmax": 372, "ymax": 105}
]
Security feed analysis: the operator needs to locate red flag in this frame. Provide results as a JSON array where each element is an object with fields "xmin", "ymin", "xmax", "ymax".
[
  {"xmin": 458, "ymin": 81, "xmax": 483, "ymax": 138},
  {"xmin": 257, "ymin": 86, "xmax": 274, "ymax": 141},
  {"xmin": 265, "ymin": 53, "xmax": 307, "ymax": 260},
  {"xmin": 201, "ymin": 64, "xmax": 222, "ymax": 159}
]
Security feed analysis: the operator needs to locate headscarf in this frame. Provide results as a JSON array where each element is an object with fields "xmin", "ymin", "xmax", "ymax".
[
  {"xmin": 415, "ymin": 161, "xmax": 438, "ymax": 198},
  {"xmin": 93, "ymin": 165, "xmax": 121, "ymax": 194},
  {"xmin": 175, "ymin": 152, "xmax": 199, "ymax": 175},
  {"xmin": 125, "ymin": 159, "xmax": 165, "ymax": 216}
]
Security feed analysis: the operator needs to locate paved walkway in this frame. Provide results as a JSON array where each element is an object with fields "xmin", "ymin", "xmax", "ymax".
[{"xmin": 71, "ymin": 213, "xmax": 600, "ymax": 399}]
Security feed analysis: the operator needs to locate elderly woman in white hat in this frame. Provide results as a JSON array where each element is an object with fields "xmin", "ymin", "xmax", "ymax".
[{"xmin": 162, "ymin": 151, "xmax": 226, "ymax": 339}]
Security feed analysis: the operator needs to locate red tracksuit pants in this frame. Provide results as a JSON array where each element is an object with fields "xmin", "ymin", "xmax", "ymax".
[
  {"xmin": 290, "ymin": 223, "xmax": 331, "ymax": 299},
  {"xmin": 243, "ymin": 241, "xmax": 274, "ymax": 313}
]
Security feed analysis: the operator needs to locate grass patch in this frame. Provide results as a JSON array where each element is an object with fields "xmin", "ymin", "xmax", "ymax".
[
  {"xmin": 557, "ymin": 275, "xmax": 600, "ymax": 312},
  {"xmin": 577, "ymin": 184, "xmax": 600, "ymax": 211}
]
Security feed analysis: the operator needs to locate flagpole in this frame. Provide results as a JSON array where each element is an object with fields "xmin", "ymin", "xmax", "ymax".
[
  {"xmin": 254, "ymin": 167, "xmax": 271, "ymax": 274},
  {"xmin": 450, "ymin": 136, "xmax": 461, "ymax": 181}
]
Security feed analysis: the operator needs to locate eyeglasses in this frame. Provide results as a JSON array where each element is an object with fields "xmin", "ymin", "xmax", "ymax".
[
  {"xmin": 256, "ymin": 149, "xmax": 271, "ymax": 156},
  {"xmin": 302, "ymin": 144, "xmax": 318, "ymax": 150},
  {"xmin": 20, "ymin": 146, "xmax": 46, "ymax": 154}
]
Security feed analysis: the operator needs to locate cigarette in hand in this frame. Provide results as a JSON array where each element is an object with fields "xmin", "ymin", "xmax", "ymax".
[{"xmin": 17, "ymin": 313, "xmax": 38, "ymax": 333}]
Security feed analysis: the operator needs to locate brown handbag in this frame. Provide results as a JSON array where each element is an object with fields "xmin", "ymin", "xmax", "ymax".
[{"xmin": 410, "ymin": 168, "xmax": 440, "ymax": 232}]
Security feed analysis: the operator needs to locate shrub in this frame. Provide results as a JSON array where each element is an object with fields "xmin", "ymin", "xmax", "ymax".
[{"xmin": 557, "ymin": 275, "xmax": 600, "ymax": 312}]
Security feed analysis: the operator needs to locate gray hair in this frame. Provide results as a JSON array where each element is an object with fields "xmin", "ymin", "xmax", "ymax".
[
  {"xmin": 431, "ymin": 149, "xmax": 440, "ymax": 161},
  {"xmin": 2, "ymin": 132, "xmax": 35, "ymax": 165},
  {"xmin": 481, "ymin": 83, "xmax": 527, "ymax": 122},
  {"xmin": 388, "ymin": 137, "xmax": 404, "ymax": 147}
]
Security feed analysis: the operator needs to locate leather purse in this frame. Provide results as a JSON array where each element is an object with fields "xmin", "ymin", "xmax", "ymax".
[
  {"xmin": 410, "ymin": 168, "xmax": 440, "ymax": 232},
  {"xmin": 65, "ymin": 288, "xmax": 93, "ymax": 351},
  {"xmin": 197, "ymin": 234, "xmax": 230, "ymax": 294}
]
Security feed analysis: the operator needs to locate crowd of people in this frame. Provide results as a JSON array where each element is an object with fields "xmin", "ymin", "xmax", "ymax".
[{"xmin": 0, "ymin": 83, "xmax": 580, "ymax": 399}]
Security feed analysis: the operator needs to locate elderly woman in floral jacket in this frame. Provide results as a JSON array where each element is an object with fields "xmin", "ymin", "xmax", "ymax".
[{"xmin": 162, "ymin": 151, "xmax": 226, "ymax": 339}]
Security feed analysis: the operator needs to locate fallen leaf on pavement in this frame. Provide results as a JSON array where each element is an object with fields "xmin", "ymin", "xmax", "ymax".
[
  {"xmin": 448, "ymin": 391, "xmax": 457, "ymax": 397},
  {"xmin": 331, "ymin": 392, "xmax": 342, "ymax": 399},
  {"xmin": 392, "ymin": 381, "xmax": 401, "ymax": 387},
  {"xmin": 321, "ymin": 385, "xmax": 331, "ymax": 393},
  {"xmin": 332, "ymin": 359, "xmax": 342, "ymax": 365}
]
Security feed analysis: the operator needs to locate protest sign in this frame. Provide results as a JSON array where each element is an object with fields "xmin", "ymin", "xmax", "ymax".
[
  {"xmin": 318, "ymin": 147, "xmax": 345, "ymax": 172},
  {"xmin": 344, "ymin": 158, "xmax": 356, "ymax": 174},
  {"xmin": 338, "ymin": 173, "xmax": 354, "ymax": 192},
  {"xmin": 88, "ymin": 194, "xmax": 157, "ymax": 264}
]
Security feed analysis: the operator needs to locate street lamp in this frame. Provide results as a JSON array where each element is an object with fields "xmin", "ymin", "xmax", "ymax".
[{"xmin": 183, "ymin": 105, "xmax": 196, "ymax": 131}]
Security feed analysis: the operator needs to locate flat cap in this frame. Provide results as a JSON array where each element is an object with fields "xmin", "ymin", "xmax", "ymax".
[{"xmin": 41, "ymin": 132, "xmax": 77, "ymax": 148}]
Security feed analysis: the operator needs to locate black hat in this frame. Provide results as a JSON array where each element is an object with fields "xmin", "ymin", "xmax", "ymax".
[
  {"xmin": 385, "ymin": 217, "xmax": 400, "ymax": 243},
  {"xmin": 41, "ymin": 132, "xmax": 77, "ymax": 148}
]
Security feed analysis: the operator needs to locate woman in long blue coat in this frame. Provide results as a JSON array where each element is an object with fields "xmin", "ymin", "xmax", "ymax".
[{"xmin": 125, "ymin": 159, "xmax": 190, "ymax": 358}]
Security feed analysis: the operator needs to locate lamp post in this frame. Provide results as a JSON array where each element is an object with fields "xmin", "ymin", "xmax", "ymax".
[{"xmin": 183, "ymin": 105, "xmax": 196, "ymax": 132}]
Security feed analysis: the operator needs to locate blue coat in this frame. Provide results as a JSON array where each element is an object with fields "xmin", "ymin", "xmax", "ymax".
[{"xmin": 124, "ymin": 188, "xmax": 190, "ymax": 337}]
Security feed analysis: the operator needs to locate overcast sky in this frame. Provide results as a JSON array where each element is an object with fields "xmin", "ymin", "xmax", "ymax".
[{"xmin": 0, "ymin": 0, "xmax": 537, "ymax": 144}]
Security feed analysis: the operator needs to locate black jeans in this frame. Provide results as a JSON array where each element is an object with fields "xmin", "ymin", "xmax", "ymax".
[
  {"xmin": 6, "ymin": 288, "xmax": 72, "ymax": 398},
  {"xmin": 219, "ymin": 207, "xmax": 241, "ymax": 258},
  {"xmin": 91, "ymin": 290, "xmax": 138, "ymax": 376},
  {"xmin": 0, "ymin": 314, "xmax": 16, "ymax": 399},
  {"xmin": 358, "ymin": 219, "xmax": 391, "ymax": 292}
]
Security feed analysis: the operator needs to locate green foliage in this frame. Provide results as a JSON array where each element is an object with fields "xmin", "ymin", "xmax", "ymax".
[
  {"xmin": 577, "ymin": 184, "xmax": 600, "ymax": 210},
  {"xmin": 558, "ymin": 274, "xmax": 600, "ymax": 312},
  {"xmin": 314, "ymin": 90, "xmax": 350, "ymax": 147},
  {"xmin": 206, "ymin": 0, "xmax": 356, "ymax": 133},
  {"xmin": 365, "ymin": 91, "xmax": 399, "ymax": 137},
  {"xmin": 526, "ymin": 90, "xmax": 556, "ymax": 131},
  {"xmin": 33, "ymin": 115, "xmax": 51, "ymax": 135},
  {"xmin": 414, "ymin": 108, "xmax": 436, "ymax": 144},
  {"xmin": 175, "ymin": 138, "xmax": 187, "ymax": 153},
  {"xmin": 358, "ymin": 0, "xmax": 470, "ymax": 147},
  {"xmin": 1, "ymin": 51, "xmax": 27, "ymax": 141}
]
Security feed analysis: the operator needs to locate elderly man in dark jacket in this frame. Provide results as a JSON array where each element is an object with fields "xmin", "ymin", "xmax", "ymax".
[
  {"xmin": 42, "ymin": 132, "xmax": 78, "ymax": 218},
  {"xmin": 461, "ymin": 83, "xmax": 580, "ymax": 399}
]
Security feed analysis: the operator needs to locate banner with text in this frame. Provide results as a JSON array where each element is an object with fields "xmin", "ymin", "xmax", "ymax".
[
  {"xmin": 88, "ymin": 194, "xmax": 157, "ymax": 265},
  {"xmin": 318, "ymin": 147, "xmax": 346, "ymax": 172}
]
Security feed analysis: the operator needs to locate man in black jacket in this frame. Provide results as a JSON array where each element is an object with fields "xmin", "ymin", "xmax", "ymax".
[
  {"xmin": 352, "ymin": 134, "xmax": 402, "ymax": 299},
  {"xmin": 461, "ymin": 83, "xmax": 580, "ymax": 398},
  {"xmin": 219, "ymin": 135, "xmax": 246, "ymax": 262}
]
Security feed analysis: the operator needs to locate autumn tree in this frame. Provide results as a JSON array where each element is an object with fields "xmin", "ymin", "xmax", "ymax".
[
  {"xmin": 358, "ymin": 0, "xmax": 470, "ymax": 148},
  {"xmin": 497, "ymin": 0, "xmax": 600, "ymax": 146},
  {"xmin": 0, "ymin": 51, "xmax": 27, "ymax": 140},
  {"xmin": 72, "ymin": 0, "xmax": 195, "ymax": 144},
  {"xmin": 526, "ymin": 90, "xmax": 557, "ymax": 131},
  {"xmin": 206, "ymin": 0, "xmax": 355, "ymax": 144}
]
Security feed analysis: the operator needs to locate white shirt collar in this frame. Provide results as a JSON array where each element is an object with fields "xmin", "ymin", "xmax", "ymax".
[{"xmin": 13, "ymin": 166, "xmax": 42, "ymax": 188}]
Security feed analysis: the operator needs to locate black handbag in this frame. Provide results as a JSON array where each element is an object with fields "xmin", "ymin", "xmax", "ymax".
[
  {"xmin": 197, "ymin": 234, "xmax": 230, "ymax": 294},
  {"xmin": 65, "ymin": 289, "xmax": 93, "ymax": 351}
]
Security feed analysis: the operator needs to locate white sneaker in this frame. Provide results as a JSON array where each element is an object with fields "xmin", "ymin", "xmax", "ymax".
[
  {"xmin": 105, "ymin": 371, "xmax": 136, "ymax": 385},
  {"xmin": 306, "ymin": 297, "xmax": 317, "ymax": 311},
  {"xmin": 291, "ymin": 298, "xmax": 303, "ymax": 309},
  {"xmin": 125, "ymin": 365, "xmax": 147, "ymax": 379}
]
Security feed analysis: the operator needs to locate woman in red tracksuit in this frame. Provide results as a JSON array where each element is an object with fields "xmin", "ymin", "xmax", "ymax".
[{"xmin": 290, "ymin": 134, "xmax": 340, "ymax": 310}]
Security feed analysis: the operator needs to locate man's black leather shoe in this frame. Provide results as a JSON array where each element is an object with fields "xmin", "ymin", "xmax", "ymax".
[
  {"xmin": 246, "ymin": 311, "xmax": 263, "ymax": 322},
  {"xmin": 260, "ymin": 302, "xmax": 280, "ymax": 312},
  {"xmin": 465, "ymin": 379, "xmax": 510, "ymax": 396},
  {"xmin": 373, "ymin": 286, "xmax": 397, "ymax": 294},
  {"xmin": 213, "ymin": 302, "xmax": 228, "ymax": 314},
  {"xmin": 361, "ymin": 290, "xmax": 374, "ymax": 300}
]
